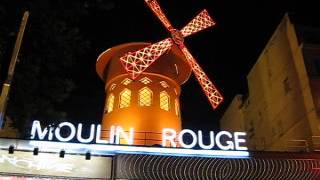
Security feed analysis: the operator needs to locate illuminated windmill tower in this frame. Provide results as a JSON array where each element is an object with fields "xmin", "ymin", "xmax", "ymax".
[{"xmin": 96, "ymin": 0, "xmax": 223, "ymax": 146}]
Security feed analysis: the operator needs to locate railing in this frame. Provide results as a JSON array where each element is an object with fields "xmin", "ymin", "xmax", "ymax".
[
  {"xmin": 287, "ymin": 139, "xmax": 309, "ymax": 152},
  {"xmin": 101, "ymin": 130, "xmax": 179, "ymax": 147},
  {"xmin": 312, "ymin": 136, "xmax": 320, "ymax": 152}
]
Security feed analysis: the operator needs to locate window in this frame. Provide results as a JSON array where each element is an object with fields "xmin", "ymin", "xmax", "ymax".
[
  {"xmin": 175, "ymin": 99, "xmax": 180, "ymax": 116},
  {"xmin": 160, "ymin": 91, "xmax": 170, "ymax": 111},
  {"xmin": 121, "ymin": 78, "xmax": 132, "ymax": 85},
  {"xmin": 139, "ymin": 77, "xmax": 152, "ymax": 84},
  {"xmin": 160, "ymin": 81, "xmax": 169, "ymax": 88},
  {"xmin": 119, "ymin": 88, "xmax": 131, "ymax": 108},
  {"xmin": 105, "ymin": 94, "xmax": 114, "ymax": 113},
  {"xmin": 139, "ymin": 87, "xmax": 152, "ymax": 106},
  {"xmin": 110, "ymin": 83, "xmax": 117, "ymax": 91}
]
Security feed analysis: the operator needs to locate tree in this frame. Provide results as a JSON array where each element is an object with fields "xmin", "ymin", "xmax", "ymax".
[{"xmin": 0, "ymin": 0, "xmax": 93, "ymax": 137}]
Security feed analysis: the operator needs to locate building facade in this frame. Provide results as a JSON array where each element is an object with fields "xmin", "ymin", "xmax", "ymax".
[
  {"xmin": 220, "ymin": 14, "xmax": 320, "ymax": 152},
  {"xmin": 1, "ymin": 138, "xmax": 320, "ymax": 179},
  {"xmin": 2, "ymin": 13, "xmax": 320, "ymax": 179}
]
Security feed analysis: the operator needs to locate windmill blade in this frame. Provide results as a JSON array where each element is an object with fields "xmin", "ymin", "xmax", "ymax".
[
  {"xmin": 179, "ymin": 44, "xmax": 223, "ymax": 109},
  {"xmin": 120, "ymin": 38, "xmax": 173, "ymax": 79},
  {"xmin": 180, "ymin": 9, "xmax": 216, "ymax": 38},
  {"xmin": 144, "ymin": 0, "xmax": 174, "ymax": 31}
]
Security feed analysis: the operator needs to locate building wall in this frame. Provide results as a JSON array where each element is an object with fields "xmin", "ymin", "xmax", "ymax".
[
  {"xmin": 303, "ymin": 44, "xmax": 320, "ymax": 116},
  {"xmin": 220, "ymin": 95, "xmax": 245, "ymax": 132},
  {"xmin": 220, "ymin": 15, "xmax": 320, "ymax": 152}
]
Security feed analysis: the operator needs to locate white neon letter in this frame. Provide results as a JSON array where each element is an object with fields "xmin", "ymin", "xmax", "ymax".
[
  {"xmin": 96, "ymin": 125, "xmax": 108, "ymax": 144},
  {"xmin": 48, "ymin": 127, "xmax": 54, "ymax": 140},
  {"xmin": 55, "ymin": 122, "xmax": 76, "ymax": 142},
  {"xmin": 77, "ymin": 124, "xmax": 95, "ymax": 143},
  {"xmin": 162, "ymin": 128, "xmax": 177, "ymax": 147},
  {"xmin": 115, "ymin": 126, "xmax": 134, "ymax": 145},
  {"xmin": 109, "ymin": 125, "xmax": 115, "ymax": 144},
  {"xmin": 30, "ymin": 120, "xmax": 48, "ymax": 140},
  {"xmin": 216, "ymin": 131, "xmax": 234, "ymax": 150},
  {"xmin": 198, "ymin": 131, "xmax": 215, "ymax": 149},
  {"xmin": 178, "ymin": 129, "xmax": 197, "ymax": 149},
  {"xmin": 234, "ymin": 132, "xmax": 248, "ymax": 150}
]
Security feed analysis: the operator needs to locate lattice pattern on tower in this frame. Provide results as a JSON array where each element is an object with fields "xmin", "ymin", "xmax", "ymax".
[
  {"xmin": 139, "ymin": 77, "xmax": 152, "ymax": 84},
  {"xmin": 121, "ymin": 78, "xmax": 132, "ymax": 85},
  {"xmin": 106, "ymin": 94, "xmax": 114, "ymax": 113},
  {"xmin": 160, "ymin": 91, "xmax": 170, "ymax": 111},
  {"xmin": 119, "ymin": 88, "xmax": 131, "ymax": 108},
  {"xmin": 139, "ymin": 87, "xmax": 152, "ymax": 106}
]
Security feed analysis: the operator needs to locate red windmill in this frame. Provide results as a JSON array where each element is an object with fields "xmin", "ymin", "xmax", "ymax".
[{"xmin": 120, "ymin": 0, "xmax": 223, "ymax": 109}]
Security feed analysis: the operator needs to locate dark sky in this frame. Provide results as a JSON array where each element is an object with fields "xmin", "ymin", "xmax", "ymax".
[{"xmin": 1, "ymin": 0, "xmax": 319, "ymax": 131}]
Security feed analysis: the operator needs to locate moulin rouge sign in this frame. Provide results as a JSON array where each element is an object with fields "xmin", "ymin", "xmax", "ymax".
[{"xmin": 30, "ymin": 120, "xmax": 248, "ymax": 153}]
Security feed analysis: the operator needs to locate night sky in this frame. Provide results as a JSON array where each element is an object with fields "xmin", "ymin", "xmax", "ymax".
[{"xmin": 1, "ymin": 0, "xmax": 319, "ymax": 132}]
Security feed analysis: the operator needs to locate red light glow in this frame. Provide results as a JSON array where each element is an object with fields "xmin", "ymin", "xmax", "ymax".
[{"xmin": 119, "ymin": 0, "xmax": 223, "ymax": 109}]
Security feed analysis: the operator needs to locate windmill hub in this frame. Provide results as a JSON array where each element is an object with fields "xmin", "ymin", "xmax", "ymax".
[{"xmin": 170, "ymin": 29, "xmax": 184, "ymax": 45}]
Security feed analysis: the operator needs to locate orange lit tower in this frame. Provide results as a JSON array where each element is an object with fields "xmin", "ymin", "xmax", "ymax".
[
  {"xmin": 96, "ymin": 0, "xmax": 223, "ymax": 146},
  {"xmin": 97, "ymin": 43, "xmax": 191, "ymax": 145}
]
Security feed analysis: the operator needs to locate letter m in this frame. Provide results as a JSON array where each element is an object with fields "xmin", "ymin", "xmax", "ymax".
[{"xmin": 30, "ymin": 120, "xmax": 48, "ymax": 140}]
